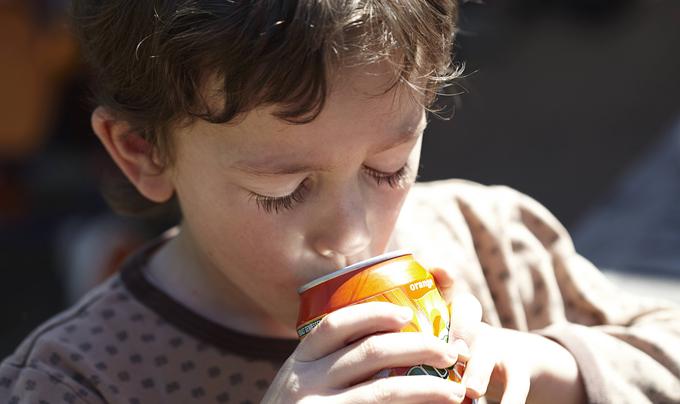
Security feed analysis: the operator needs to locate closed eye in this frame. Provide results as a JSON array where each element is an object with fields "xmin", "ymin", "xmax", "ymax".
[
  {"xmin": 248, "ymin": 163, "xmax": 413, "ymax": 214},
  {"xmin": 363, "ymin": 163, "xmax": 411, "ymax": 188},
  {"xmin": 248, "ymin": 178, "xmax": 311, "ymax": 214}
]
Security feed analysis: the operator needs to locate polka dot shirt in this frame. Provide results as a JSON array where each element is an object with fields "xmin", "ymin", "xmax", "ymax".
[{"xmin": 0, "ymin": 243, "xmax": 297, "ymax": 403}]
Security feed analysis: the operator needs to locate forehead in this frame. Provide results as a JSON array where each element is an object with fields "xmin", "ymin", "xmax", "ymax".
[
  {"xmin": 244, "ymin": 72, "xmax": 422, "ymax": 138},
  {"xmin": 180, "ymin": 62, "xmax": 425, "ymax": 161}
]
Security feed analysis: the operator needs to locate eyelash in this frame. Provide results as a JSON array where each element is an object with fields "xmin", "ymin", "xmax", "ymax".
[
  {"xmin": 248, "ymin": 180, "xmax": 310, "ymax": 214},
  {"xmin": 249, "ymin": 164, "xmax": 411, "ymax": 214}
]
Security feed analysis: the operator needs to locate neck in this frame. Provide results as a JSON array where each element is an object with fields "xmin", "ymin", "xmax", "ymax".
[{"xmin": 145, "ymin": 226, "xmax": 297, "ymax": 339}]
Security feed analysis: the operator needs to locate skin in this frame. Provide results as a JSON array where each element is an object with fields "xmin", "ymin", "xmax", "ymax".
[{"xmin": 92, "ymin": 62, "xmax": 585, "ymax": 403}]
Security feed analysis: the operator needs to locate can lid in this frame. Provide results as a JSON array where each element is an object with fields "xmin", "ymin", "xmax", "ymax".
[{"xmin": 297, "ymin": 249, "xmax": 412, "ymax": 294}]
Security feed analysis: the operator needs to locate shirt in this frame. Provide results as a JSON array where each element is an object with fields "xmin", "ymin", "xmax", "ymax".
[{"xmin": 2, "ymin": 179, "xmax": 679, "ymax": 403}]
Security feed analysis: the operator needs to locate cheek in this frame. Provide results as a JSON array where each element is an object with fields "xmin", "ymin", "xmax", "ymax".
[
  {"xmin": 380, "ymin": 187, "xmax": 411, "ymax": 212},
  {"xmin": 368, "ymin": 185, "xmax": 413, "ymax": 247},
  {"xmin": 228, "ymin": 220, "xmax": 304, "ymax": 265},
  {"xmin": 174, "ymin": 168, "xmax": 303, "ymax": 267},
  {"xmin": 189, "ymin": 208, "xmax": 303, "ymax": 318}
]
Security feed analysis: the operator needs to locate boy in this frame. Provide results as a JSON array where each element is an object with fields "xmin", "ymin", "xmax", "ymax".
[{"xmin": 2, "ymin": 1, "xmax": 679, "ymax": 403}]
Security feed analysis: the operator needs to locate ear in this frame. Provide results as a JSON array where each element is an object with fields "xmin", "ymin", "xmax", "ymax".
[{"xmin": 91, "ymin": 106, "xmax": 174, "ymax": 203}]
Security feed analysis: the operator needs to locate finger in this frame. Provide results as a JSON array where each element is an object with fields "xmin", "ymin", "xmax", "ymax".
[
  {"xmin": 428, "ymin": 266, "xmax": 456, "ymax": 290},
  {"xmin": 499, "ymin": 364, "xmax": 530, "ymax": 404},
  {"xmin": 449, "ymin": 292, "xmax": 483, "ymax": 345},
  {"xmin": 427, "ymin": 266, "xmax": 458, "ymax": 305},
  {"xmin": 296, "ymin": 301, "xmax": 412, "ymax": 361},
  {"xmin": 461, "ymin": 325, "xmax": 496, "ymax": 398},
  {"xmin": 324, "ymin": 331, "xmax": 465, "ymax": 387},
  {"xmin": 337, "ymin": 375, "xmax": 467, "ymax": 404}
]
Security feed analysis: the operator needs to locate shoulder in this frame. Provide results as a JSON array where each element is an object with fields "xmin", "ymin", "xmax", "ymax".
[
  {"xmin": 0, "ymin": 276, "xmax": 130, "ymax": 403},
  {"xmin": 5, "ymin": 276, "xmax": 125, "ymax": 366},
  {"xmin": 406, "ymin": 179, "xmax": 565, "ymax": 234},
  {"xmin": 0, "ymin": 360, "xmax": 99, "ymax": 404},
  {"xmin": 394, "ymin": 180, "xmax": 572, "ymax": 263},
  {"xmin": 400, "ymin": 179, "xmax": 524, "ymax": 232},
  {"xmin": 407, "ymin": 179, "xmax": 529, "ymax": 209}
]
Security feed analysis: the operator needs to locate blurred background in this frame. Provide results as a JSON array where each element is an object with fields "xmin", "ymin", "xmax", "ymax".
[{"xmin": 1, "ymin": 0, "xmax": 679, "ymax": 357}]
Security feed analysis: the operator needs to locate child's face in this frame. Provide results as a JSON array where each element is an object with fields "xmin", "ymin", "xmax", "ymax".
[{"xmin": 168, "ymin": 63, "xmax": 426, "ymax": 328}]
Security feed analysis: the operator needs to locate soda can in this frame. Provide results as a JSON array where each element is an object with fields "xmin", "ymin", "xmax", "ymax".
[{"xmin": 297, "ymin": 251, "xmax": 475, "ymax": 402}]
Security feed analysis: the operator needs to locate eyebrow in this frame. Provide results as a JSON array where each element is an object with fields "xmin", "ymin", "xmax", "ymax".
[{"xmin": 233, "ymin": 120, "xmax": 427, "ymax": 177}]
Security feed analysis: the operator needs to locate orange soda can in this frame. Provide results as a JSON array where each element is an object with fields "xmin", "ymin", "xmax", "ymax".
[{"xmin": 297, "ymin": 251, "xmax": 474, "ymax": 402}]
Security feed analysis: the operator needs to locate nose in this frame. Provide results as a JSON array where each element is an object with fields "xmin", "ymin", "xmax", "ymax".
[{"xmin": 310, "ymin": 183, "xmax": 371, "ymax": 262}]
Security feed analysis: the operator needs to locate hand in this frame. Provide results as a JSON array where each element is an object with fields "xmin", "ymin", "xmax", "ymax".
[
  {"xmin": 429, "ymin": 268, "xmax": 586, "ymax": 404},
  {"xmin": 447, "ymin": 292, "xmax": 532, "ymax": 404},
  {"xmin": 262, "ymin": 301, "xmax": 469, "ymax": 404}
]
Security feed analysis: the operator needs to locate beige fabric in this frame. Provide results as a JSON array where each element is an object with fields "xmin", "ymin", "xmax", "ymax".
[
  {"xmin": 2, "ymin": 179, "xmax": 679, "ymax": 403},
  {"xmin": 391, "ymin": 179, "xmax": 680, "ymax": 404}
]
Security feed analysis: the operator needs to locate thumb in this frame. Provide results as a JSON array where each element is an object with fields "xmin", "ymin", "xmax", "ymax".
[
  {"xmin": 428, "ymin": 266, "xmax": 456, "ymax": 303},
  {"xmin": 449, "ymin": 292, "xmax": 483, "ymax": 346}
]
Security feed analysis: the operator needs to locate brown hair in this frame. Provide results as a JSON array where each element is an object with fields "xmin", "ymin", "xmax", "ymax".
[{"xmin": 71, "ymin": 0, "xmax": 461, "ymax": 217}]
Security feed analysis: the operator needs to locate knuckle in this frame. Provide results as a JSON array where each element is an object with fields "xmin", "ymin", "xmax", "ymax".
[
  {"xmin": 467, "ymin": 293, "xmax": 483, "ymax": 314},
  {"xmin": 415, "ymin": 379, "xmax": 463, "ymax": 403},
  {"xmin": 431, "ymin": 390, "xmax": 460, "ymax": 403},
  {"xmin": 418, "ymin": 334, "xmax": 450, "ymax": 363},
  {"xmin": 358, "ymin": 336, "xmax": 382, "ymax": 361},
  {"xmin": 316, "ymin": 314, "xmax": 341, "ymax": 335},
  {"xmin": 477, "ymin": 321, "xmax": 492, "ymax": 337},
  {"xmin": 414, "ymin": 331, "xmax": 434, "ymax": 347},
  {"xmin": 466, "ymin": 380, "xmax": 487, "ymax": 399},
  {"xmin": 369, "ymin": 381, "xmax": 395, "ymax": 402}
]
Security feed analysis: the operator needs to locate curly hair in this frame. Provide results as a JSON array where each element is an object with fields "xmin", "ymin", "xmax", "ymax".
[{"xmin": 71, "ymin": 0, "xmax": 461, "ymax": 216}]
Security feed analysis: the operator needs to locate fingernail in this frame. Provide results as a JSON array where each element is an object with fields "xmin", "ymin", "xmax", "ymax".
[
  {"xmin": 398, "ymin": 306, "xmax": 413, "ymax": 321},
  {"xmin": 452, "ymin": 339, "xmax": 470, "ymax": 358},
  {"xmin": 462, "ymin": 374, "xmax": 481, "ymax": 393},
  {"xmin": 450, "ymin": 382, "xmax": 466, "ymax": 402},
  {"xmin": 447, "ymin": 343, "xmax": 462, "ymax": 363},
  {"xmin": 445, "ymin": 339, "xmax": 469, "ymax": 364}
]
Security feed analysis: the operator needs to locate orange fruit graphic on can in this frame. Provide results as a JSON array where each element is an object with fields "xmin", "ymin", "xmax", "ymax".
[{"xmin": 297, "ymin": 250, "xmax": 472, "ymax": 400}]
